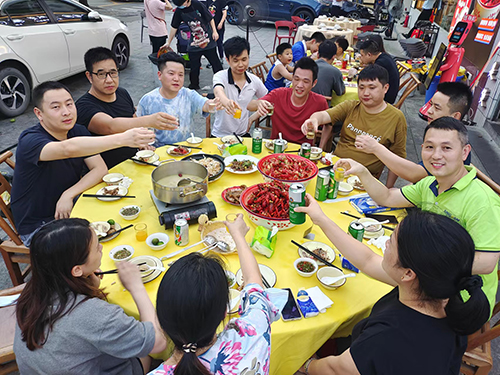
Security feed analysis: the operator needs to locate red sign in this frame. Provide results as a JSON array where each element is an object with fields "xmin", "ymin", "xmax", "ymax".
[
  {"xmin": 463, "ymin": 14, "xmax": 478, "ymax": 21},
  {"xmin": 449, "ymin": 0, "xmax": 474, "ymax": 37},
  {"xmin": 478, "ymin": 18, "xmax": 498, "ymax": 30},
  {"xmin": 475, "ymin": 29, "xmax": 495, "ymax": 43}
]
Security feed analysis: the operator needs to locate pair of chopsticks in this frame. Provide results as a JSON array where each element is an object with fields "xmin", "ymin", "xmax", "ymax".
[
  {"xmin": 261, "ymin": 275, "xmax": 271, "ymax": 289},
  {"xmin": 165, "ymin": 143, "xmax": 203, "ymax": 150},
  {"xmin": 98, "ymin": 224, "xmax": 133, "ymax": 242},
  {"xmin": 291, "ymin": 240, "xmax": 343, "ymax": 272},
  {"xmin": 285, "ymin": 149, "xmax": 300, "ymax": 153},
  {"xmin": 95, "ymin": 262, "xmax": 146, "ymax": 275},
  {"xmin": 233, "ymin": 132, "xmax": 244, "ymax": 144},
  {"xmin": 129, "ymin": 157, "xmax": 159, "ymax": 166},
  {"xmin": 83, "ymin": 194, "xmax": 136, "ymax": 199},
  {"xmin": 340, "ymin": 211, "xmax": 395, "ymax": 231}
]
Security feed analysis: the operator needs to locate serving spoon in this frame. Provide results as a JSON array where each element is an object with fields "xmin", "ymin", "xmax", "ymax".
[
  {"xmin": 177, "ymin": 176, "xmax": 203, "ymax": 187},
  {"xmin": 321, "ymin": 273, "xmax": 356, "ymax": 285},
  {"xmin": 162, "ymin": 235, "xmax": 216, "ymax": 260}
]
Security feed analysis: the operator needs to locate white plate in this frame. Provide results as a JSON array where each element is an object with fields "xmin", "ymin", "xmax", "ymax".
[
  {"xmin": 347, "ymin": 176, "xmax": 365, "ymax": 190},
  {"xmin": 132, "ymin": 153, "xmax": 159, "ymax": 165},
  {"xmin": 224, "ymin": 155, "xmax": 259, "ymax": 174},
  {"xmin": 96, "ymin": 186, "xmax": 128, "ymax": 202},
  {"xmin": 130, "ymin": 256, "xmax": 163, "ymax": 283},
  {"xmin": 236, "ymin": 264, "xmax": 277, "ymax": 287},
  {"xmin": 95, "ymin": 222, "xmax": 122, "ymax": 243},
  {"xmin": 167, "ymin": 146, "xmax": 191, "ymax": 157},
  {"xmin": 297, "ymin": 241, "xmax": 336, "ymax": 266},
  {"xmin": 221, "ymin": 135, "xmax": 240, "ymax": 145},
  {"xmin": 264, "ymin": 139, "xmax": 288, "ymax": 151},
  {"xmin": 310, "ymin": 154, "xmax": 322, "ymax": 161}
]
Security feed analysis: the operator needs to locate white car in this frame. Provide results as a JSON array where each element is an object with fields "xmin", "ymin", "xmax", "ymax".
[{"xmin": 0, "ymin": 0, "xmax": 130, "ymax": 117}]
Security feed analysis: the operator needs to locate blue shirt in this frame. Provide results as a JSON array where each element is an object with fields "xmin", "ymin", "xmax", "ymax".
[
  {"xmin": 292, "ymin": 40, "xmax": 307, "ymax": 63},
  {"xmin": 264, "ymin": 62, "xmax": 286, "ymax": 92},
  {"xmin": 136, "ymin": 87, "xmax": 208, "ymax": 146}
]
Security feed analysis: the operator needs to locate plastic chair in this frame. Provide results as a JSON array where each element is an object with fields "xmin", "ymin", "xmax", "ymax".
[
  {"xmin": 0, "ymin": 283, "xmax": 25, "ymax": 375},
  {"xmin": 141, "ymin": 10, "xmax": 148, "ymax": 43},
  {"xmin": 291, "ymin": 16, "xmax": 306, "ymax": 28},
  {"xmin": 394, "ymin": 73, "xmax": 420, "ymax": 109},
  {"xmin": 248, "ymin": 61, "xmax": 269, "ymax": 84},
  {"xmin": 273, "ymin": 21, "xmax": 297, "ymax": 51}
]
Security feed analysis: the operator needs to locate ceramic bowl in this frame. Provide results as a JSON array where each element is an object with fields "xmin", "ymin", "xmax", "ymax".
[
  {"xmin": 102, "ymin": 173, "xmax": 124, "ymax": 186},
  {"xmin": 338, "ymin": 181, "xmax": 354, "ymax": 196},
  {"xmin": 294, "ymin": 257, "xmax": 319, "ymax": 277},
  {"xmin": 109, "ymin": 245, "xmax": 134, "ymax": 262},
  {"xmin": 119, "ymin": 205, "xmax": 141, "ymax": 221},
  {"xmin": 146, "ymin": 233, "xmax": 170, "ymax": 251},
  {"xmin": 317, "ymin": 267, "xmax": 346, "ymax": 290}
]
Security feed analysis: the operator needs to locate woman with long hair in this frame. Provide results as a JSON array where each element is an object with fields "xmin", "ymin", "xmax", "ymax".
[
  {"xmin": 148, "ymin": 214, "xmax": 279, "ymax": 374},
  {"xmin": 14, "ymin": 218, "xmax": 167, "ymax": 374},
  {"xmin": 295, "ymin": 196, "xmax": 489, "ymax": 375}
]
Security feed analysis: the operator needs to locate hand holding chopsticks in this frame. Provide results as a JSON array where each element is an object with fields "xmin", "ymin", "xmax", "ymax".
[
  {"xmin": 95, "ymin": 262, "xmax": 146, "ymax": 275},
  {"xmin": 83, "ymin": 194, "xmax": 136, "ymax": 199}
]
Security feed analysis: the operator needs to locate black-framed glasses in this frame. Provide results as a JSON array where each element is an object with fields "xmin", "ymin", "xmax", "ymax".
[{"xmin": 91, "ymin": 70, "xmax": 119, "ymax": 79}]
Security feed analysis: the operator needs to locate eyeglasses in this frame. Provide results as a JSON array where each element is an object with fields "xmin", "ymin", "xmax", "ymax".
[{"xmin": 91, "ymin": 70, "xmax": 119, "ymax": 79}]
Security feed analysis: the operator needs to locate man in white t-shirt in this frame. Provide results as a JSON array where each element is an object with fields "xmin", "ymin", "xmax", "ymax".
[
  {"xmin": 212, "ymin": 37, "xmax": 268, "ymax": 137},
  {"xmin": 144, "ymin": 0, "xmax": 173, "ymax": 53}
]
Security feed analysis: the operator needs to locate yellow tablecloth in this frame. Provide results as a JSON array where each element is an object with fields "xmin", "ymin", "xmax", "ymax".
[
  {"xmin": 296, "ymin": 25, "xmax": 354, "ymax": 46},
  {"xmin": 72, "ymin": 139, "xmax": 397, "ymax": 374}
]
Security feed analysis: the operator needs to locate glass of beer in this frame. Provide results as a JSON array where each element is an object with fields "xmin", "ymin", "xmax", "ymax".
[
  {"xmin": 266, "ymin": 103, "xmax": 274, "ymax": 116},
  {"xmin": 208, "ymin": 101, "xmax": 217, "ymax": 113},
  {"xmin": 306, "ymin": 123, "xmax": 315, "ymax": 140}
]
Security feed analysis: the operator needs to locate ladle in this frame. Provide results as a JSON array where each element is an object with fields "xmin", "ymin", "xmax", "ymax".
[
  {"xmin": 162, "ymin": 235, "xmax": 216, "ymax": 260},
  {"xmin": 177, "ymin": 177, "xmax": 203, "ymax": 187}
]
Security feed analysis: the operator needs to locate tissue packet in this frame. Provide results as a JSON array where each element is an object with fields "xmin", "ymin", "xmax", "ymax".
[
  {"xmin": 251, "ymin": 226, "xmax": 278, "ymax": 258},
  {"xmin": 296, "ymin": 289, "xmax": 319, "ymax": 318}
]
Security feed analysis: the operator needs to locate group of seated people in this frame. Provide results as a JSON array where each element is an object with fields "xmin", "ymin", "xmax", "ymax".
[{"xmin": 7, "ymin": 21, "xmax": 500, "ymax": 375}]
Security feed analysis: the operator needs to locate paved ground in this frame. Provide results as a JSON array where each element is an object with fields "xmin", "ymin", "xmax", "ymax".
[{"xmin": 1, "ymin": 3, "xmax": 500, "ymax": 373}]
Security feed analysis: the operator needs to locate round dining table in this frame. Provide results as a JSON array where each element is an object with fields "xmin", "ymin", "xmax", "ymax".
[
  {"xmin": 296, "ymin": 24, "xmax": 354, "ymax": 46},
  {"xmin": 313, "ymin": 16, "xmax": 362, "ymax": 35},
  {"xmin": 72, "ymin": 139, "xmax": 401, "ymax": 374}
]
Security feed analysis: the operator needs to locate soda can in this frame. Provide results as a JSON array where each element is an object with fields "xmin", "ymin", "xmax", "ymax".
[
  {"xmin": 174, "ymin": 218, "xmax": 189, "ymax": 246},
  {"xmin": 289, "ymin": 183, "xmax": 306, "ymax": 225},
  {"xmin": 274, "ymin": 139, "xmax": 286, "ymax": 154},
  {"xmin": 327, "ymin": 168, "xmax": 339, "ymax": 199},
  {"xmin": 252, "ymin": 128, "xmax": 263, "ymax": 154},
  {"xmin": 314, "ymin": 169, "xmax": 330, "ymax": 201},
  {"xmin": 300, "ymin": 143, "xmax": 311, "ymax": 159},
  {"xmin": 348, "ymin": 221, "xmax": 364, "ymax": 242}
]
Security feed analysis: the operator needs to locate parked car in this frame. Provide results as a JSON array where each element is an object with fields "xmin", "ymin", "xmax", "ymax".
[
  {"xmin": 0, "ymin": 0, "xmax": 130, "ymax": 117},
  {"xmin": 227, "ymin": 0, "xmax": 331, "ymax": 25},
  {"xmin": 330, "ymin": 0, "xmax": 376, "ymax": 21}
]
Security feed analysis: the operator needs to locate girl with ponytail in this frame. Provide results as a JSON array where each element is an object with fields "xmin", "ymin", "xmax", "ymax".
[
  {"xmin": 150, "ymin": 214, "xmax": 279, "ymax": 375},
  {"xmin": 295, "ymin": 197, "xmax": 489, "ymax": 375}
]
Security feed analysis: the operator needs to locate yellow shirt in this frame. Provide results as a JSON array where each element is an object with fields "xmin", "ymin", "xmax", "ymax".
[{"xmin": 327, "ymin": 100, "xmax": 407, "ymax": 176}]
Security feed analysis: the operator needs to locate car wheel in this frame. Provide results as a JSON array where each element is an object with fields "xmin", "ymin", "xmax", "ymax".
[
  {"xmin": 112, "ymin": 36, "xmax": 129, "ymax": 70},
  {"xmin": 0, "ymin": 67, "xmax": 30, "ymax": 118},
  {"xmin": 348, "ymin": 10, "xmax": 361, "ymax": 19},
  {"xmin": 294, "ymin": 9, "xmax": 315, "ymax": 24},
  {"xmin": 227, "ymin": 3, "xmax": 243, "ymax": 25}
]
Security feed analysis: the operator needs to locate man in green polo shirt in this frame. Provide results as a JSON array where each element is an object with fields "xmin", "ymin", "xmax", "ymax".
[{"xmin": 334, "ymin": 117, "xmax": 500, "ymax": 313}]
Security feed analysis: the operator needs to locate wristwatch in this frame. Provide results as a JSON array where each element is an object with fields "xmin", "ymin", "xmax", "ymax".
[{"xmin": 304, "ymin": 358, "xmax": 315, "ymax": 374}]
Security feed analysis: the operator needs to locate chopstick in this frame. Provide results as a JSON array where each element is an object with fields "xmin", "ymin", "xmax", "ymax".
[
  {"xmin": 261, "ymin": 275, "xmax": 271, "ymax": 289},
  {"xmin": 98, "ymin": 224, "xmax": 133, "ymax": 241},
  {"xmin": 233, "ymin": 132, "xmax": 244, "ymax": 144},
  {"xmin": 291, "ymin": 240, "xmax": 343, "ymax": 272},
  {"xmin": 284, "ymin": 149, "xmax": 300, "ymax": 153},
  {"xmin": 129, "ymin": 157, "xmax": 159, "ymax": 166},
  {"xmin": 164, "ymin": 143, "xmax": 203, "ymax": 150},
  {"xmin": 340, "ymin": 211, "xmax": 395, "ymax": 231},
  {"xmin": 83, "ymin": 194, "xmax": 136, "ymax": 198},
  {"xmin": 95, "ymin": 262, "xmax": 147, "ymax": 275}
]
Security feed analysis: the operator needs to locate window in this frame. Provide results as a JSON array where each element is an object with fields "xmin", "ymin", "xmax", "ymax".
[
  {"xmin": 0, "ymin": 0, "xmax": 50, "ymax": 26},
  {"xmin": 44, "ymin": 0, "xmax": 88, "ymax": 23}
]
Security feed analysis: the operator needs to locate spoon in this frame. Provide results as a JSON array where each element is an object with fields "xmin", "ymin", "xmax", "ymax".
[
  {"xmin": 177, "ymin": 177, "xmax": 202, "ymax": 187},
  {"xmin": 139, "ymin": 264, "xmax": 166, "ymax": 272},
  {"xmin": 359, "ymin": 220, "xmax": 389, "ymax": 229},
  {"xmin": 199, "ymin": 240, "xmax": 230, "ymax": 255},
  {"xmin": 321, "ymin": 273, "xmax": 356, "ymax": 285},
  {"xmin": 109, "ymin": 177, "xmax": 121, "ymax": 183},
  {"xmin": 190, "ymin": 132, "xmax": 196, "ymax": 143},
  {"xmin": 162, "ymin": 235, "xmax": 216, "ymax": 260},
  {"xmin": 279, "ymin": 132, "xmax": 283, "ymax": 141}
]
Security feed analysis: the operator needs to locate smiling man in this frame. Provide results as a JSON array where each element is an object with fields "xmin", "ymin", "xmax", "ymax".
[
  {"xmin": 333, "ymin": 117, "xmax": 500, "ymax": 315},
  {"xmin": 302, "ymin": 64, "xmax": 407, "ymax": 187},
  {"xmin": 247, "ymin": 57, "xmax": 328, "ymax": 145}
]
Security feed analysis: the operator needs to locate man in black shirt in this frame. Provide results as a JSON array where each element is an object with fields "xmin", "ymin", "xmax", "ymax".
[
  {"xmin": 76, "ymin": 47, "xmax": 178, "ymax": 168},
  {"xmin": 358, "ymin": 39, "xmax": 399, "ymax": 104},
  {"xmin": 204, "ymin": 0, "xmax": 227, "ymax": 61}
]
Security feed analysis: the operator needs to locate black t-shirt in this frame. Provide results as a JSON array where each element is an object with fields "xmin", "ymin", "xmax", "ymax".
[
  {"xmin": 374, "ymin": 53, "xmax": 399, "ymax": 104},
  {"xmin": 350, "ymin": 287, "xmax": 467, "ymax": 375},
  {"xmin": 76, "ymin": 87, "xmax": 137, "ymax": 169},
  {"xmin": 171, "ymin": 0, "xmax": 216, "ymax": 52},
  {"xmin": 11, "ymin": 124, "xmax": 90, "ymax": 235},
  {"xmin": 204, "ymin": 0, "xmax": 227, "ymax": 26}
]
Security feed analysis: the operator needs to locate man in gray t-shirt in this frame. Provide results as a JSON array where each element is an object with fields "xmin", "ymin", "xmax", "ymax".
[{"xmin": 312, "ymin": 40, "xmax": 345, "ymax": 104}]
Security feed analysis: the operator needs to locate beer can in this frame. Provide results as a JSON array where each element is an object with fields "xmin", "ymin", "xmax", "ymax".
[
  {"xmin": 289, "ymin": 183, "xmax": 306, "ymax": 225},
  {"xmin": 252, "ymin": 128, "xmax": 263, "ymax": 154},
  {"xmin": 314, "ymin": 169, "xmax": 330, "ymax": 201},
  {"xmin": 327, "ymin": 168, "xmax": 339, "ymax": 199},
  {"xmin": 174, "ymin": 218, "xmax": 189, "ymax": 246},
  {"xmin": 300, "ymin": 143, "xmax": 311, "ymax": 159},
  {"xmin": 348, "ymin": 221, "xmax": 364, "ymax": 242},
  {"xmin": 274, "ymin": 139, "xmax": 286, "ymax": 154}
]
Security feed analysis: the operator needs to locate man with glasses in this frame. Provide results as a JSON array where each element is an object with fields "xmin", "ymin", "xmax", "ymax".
[{"xmin": 76, "ymin": 47, "xmax": 178, "ymax": 168}]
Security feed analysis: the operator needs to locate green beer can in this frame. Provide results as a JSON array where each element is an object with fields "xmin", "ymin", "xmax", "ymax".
[
  {"xmin": 314, "ymin": 169, "xmax": 330, "ymax": 201},
  {"xmin": 289, "ymin": 183, "xmax": 306, "ymax": 224},
  {"xmin": 327, "ymin": 169, "xmax": 339, "ymax": 199},
  {"xmin": 348, "ymin": 221, "xmax": 365, "ymax": 242}
]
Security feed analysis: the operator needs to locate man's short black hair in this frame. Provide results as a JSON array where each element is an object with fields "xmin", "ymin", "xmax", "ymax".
[
  {"xmin": 293, "ymin": 57, "xmax": 318, "ymax": 81},
  {"xmin": 362, "ymin": 34, "xmax": 385, "ymax": 53},
  {"xmin": 424, "ymin": 116, "xmax": 469, "ymax": 146},
  {"xmin": 84, "ymin": 47, "xmax": 117, "ymax": 73},
  {"xmin": 334, "ymin": 37, "xmax": 349, "ymax": 52},
  {"xmin": 318, "ymin": 40, "xmax": 337, "ymax": 60},
  {"xmin": 357, "ymin": 64, "xmax": 388, "ymax": 86},
  {"xmin": 223, "ymin": 36, "xmax": 250, "ymax": 59},
  {"xmin": 33, "ymin": 81, "xmax": 72, "ymax": 109},
  {"xmin": 276, "ymin": 42, "xmax": 292, "ymax": 56},
  {"xmin": 157, "ymin": 51, "xmax": 186, "ymax": 71},
  {"xmin": 309, "ymin": 31, "xmax": 326, "ymax": 44},
  {"xmin": 358, "ymin": 38, "xmax": 382, "ymax": 55},
  {"xmin": 436, "ymin": 82, "xmax": 473, "ymax": 120}
]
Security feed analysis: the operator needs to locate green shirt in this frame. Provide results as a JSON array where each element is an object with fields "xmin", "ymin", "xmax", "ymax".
[{"xmin": 401, "ymin": 166, "xmax": 500, "ymax": 313}]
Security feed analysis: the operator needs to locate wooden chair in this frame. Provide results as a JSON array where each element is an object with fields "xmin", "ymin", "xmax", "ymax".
[
  {"xmin": 396, "ymin": 61, "xmax": 411, "ymax": 79},
  {"xmin": 0, "ymin": 151, "xmax": 31, "ymax": 286},
  {"xmin": 273, "ymin": 20, "xmax": 297, "ymax": 51},
  {"xmin": 266, "ymin": 52, "xmax": 277, "ymax": 66},
  {"xmin": 473, "ymin": 164, "xmax": 500, "ymax": 196},
  {"xmin": 0, "ymin": 283, "xmax": 25, "ymax": 375},
  {"xmin": 205, "ymin": 114, "xmax": 211, "ymax": 138},
  {"xmin": 248, "ymin": 61, "xmax": 269, "ymax": 84},
  {"xmin": 394, "ymin": 73, "xmax": 420, "ymax": 110}
]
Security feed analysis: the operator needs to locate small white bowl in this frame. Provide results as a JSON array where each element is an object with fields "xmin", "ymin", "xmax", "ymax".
[
  {"xmin": 294, "ymin": 257, "xmax": 319, "ymax": 277},
  {"xmin": 226, "ymin": 270, "xmax": 236, "ymax": 288},
  {"xmin": 136, "ymin": 150, "xmax": 155, "ymax": 162},
  {"xmin": 187, "ymin": 136, "xmax": 203, "ymax": 145},
  {"xmin": 109, "ymin": 245, "xmax": 134, "ymax": 262},
  {"xmin": 119, "ymin": 205, "xmax": 140, "ymax": 221},
  {"xmin": 311, "ymin": 147, "xmax": 322, "ymax": 159},
  {"xmin": 338, "ymin": 181, "xmax": 354, "ymax": 196},
  {"xmin": 146, "ymin": 233, "xmax": 169, "ymax": 250},
  {"xmin": 102, "ymin": 173, "xmax": 124, "ymax": 186},
  {"xmin": 317, "ymin": 267, "xmax": 346, "ymax": 290}
]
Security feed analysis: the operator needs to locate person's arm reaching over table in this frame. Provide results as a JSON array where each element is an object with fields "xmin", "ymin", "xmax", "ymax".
[
  {"xmin": 247, "ymin": 99, "xmax": 274, "ymax": 118},
  {"xmin": 88, "ymin": 111, "xmax": 178, "ymax": 135},
  {"xmin": 213, "ymin": 85, "xmax": 241, "ymax": 116},
  {"xmin": 354, "ymin": 134, "xmax": 428, "ymax": 183}
]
